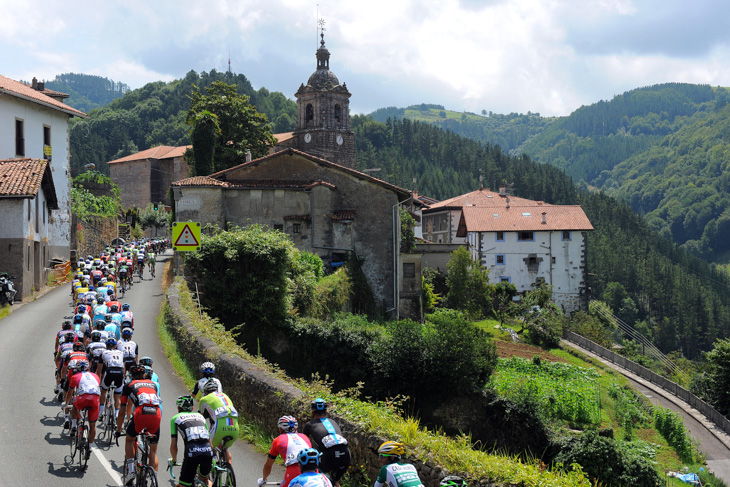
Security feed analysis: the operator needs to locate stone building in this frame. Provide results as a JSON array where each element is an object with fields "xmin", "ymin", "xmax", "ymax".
[
  {"xmin": 108, "ymin": 145, "xmax": 191, "ymax": 209},
  {"xmin": 421, "ymin": 187, "xmax": 594, "ymax": 312},
  {"xmin": 0, "ymin": 74, "xmax": 86, "ymax": 261},
  {"xmin": 273, "ymin": 32, "xmax": 355, "ymax": 168},
  {"xmin": 0, "ymin": 158, "xmax": 58, "ymax": 299},
  {"xmin": 172, "ymin": 148, "xmax": 414, "ymax": 316}
]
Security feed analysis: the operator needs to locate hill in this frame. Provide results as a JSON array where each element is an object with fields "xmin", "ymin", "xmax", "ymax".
[
  {"xmin": 68, "ymin": 69, "xmax": 296, "ymax": 176},
  {"xmin": 43, "ymin": 73, "xmax": 130, "ymax": 112}
]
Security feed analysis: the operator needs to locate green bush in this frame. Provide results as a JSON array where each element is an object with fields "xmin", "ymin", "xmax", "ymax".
[
  {"xmin": 446, "ymin": 247, "xmax": 493, "ymax": 318},
  {"xmin": 654, "ymin": 406, "xmax": 696, "ymax": 463},
  {"xmin": 289, "ymin": 249, "xmax": 325, "ymax": 316},
  {"xmin": 553, "ymin": 430, "xmax": 662, "ymax": 487},
  {"xmin": 184, "ymin": 225, "xmax": 294, "ymax": 330},
  {"xmin": 310, "ymin": 268, "xmax": 351, "ymax": 320}
]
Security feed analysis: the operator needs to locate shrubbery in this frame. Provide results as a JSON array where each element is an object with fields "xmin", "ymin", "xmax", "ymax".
[{"xmin": 654, "ymin": 406, "xmax": 696, "ymax": 463}]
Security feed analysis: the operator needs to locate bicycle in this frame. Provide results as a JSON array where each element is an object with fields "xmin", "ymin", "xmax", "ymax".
[
  {"xmin": 123, "ymin": 428, "xmax": 158, "ymax": 487},
  {"xmin": 148, "ymin": 261, "xmax": 155, "ymax": 279},
  {"xmin": 210, "ymin": 436, "xmax": 236, "ymax": 487},
  {"xmin": 68, "ymin": 405, "xmax": 91, "ymax": 471},
  {"xmin": 137, "ymin": 265, "xmax": 144, "ymax": 282}
]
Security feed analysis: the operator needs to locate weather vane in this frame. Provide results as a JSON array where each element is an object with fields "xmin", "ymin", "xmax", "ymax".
[{"xmin": 318, "ymin": 17, "xmax": 326, "ymax": 45}]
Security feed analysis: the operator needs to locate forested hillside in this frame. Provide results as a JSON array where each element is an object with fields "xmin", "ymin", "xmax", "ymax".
[
  {"xmin": 370, "ymin": 104, "xmax": 551, "ymax": 153},
  {"xmin": 355, "ymin": 117, "xmax": 730, "ymax": 359},
  {"xmin": 68, "ymin": 69, "xmax": 296, "ymax": 176},
  {"xmin": 44, "ymin": 73, "xmax": 130, "ymax": 112}
]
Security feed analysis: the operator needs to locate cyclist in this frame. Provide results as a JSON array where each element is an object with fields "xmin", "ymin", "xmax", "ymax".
[
  {"xmin": 119, "ymin": 263, "xmax": 130, "ymax": 290},
  {"xmin": 118, "ymin": 327, "xmax": 139, "ymax": 370},
  {"xmin": 287, "ymin": 448, "xmax": 333, "ymax": 487},
  {"xmin": 55, "ymin": 334, "xmax": 77, "ymax": 394},
  {"xmin": 261, "ymin": 416, "xmax": 311, "ymax": 487},
  {"xmin": 117, "ymin": 363, "xmax": 162, "ymax": 485},
  {"xmin": 63, "ymin": 341, "xmax": 90, "ymax": 392},
  {"xmin": 104, "ymin": 313, "xmax": 121, "ymax": 341},
  {"xmin": 198, "ymin": 380, "xmax": 239, "ymax": 464},
  {"xmin": 87, "ymin": 330, "xmax": 107, "ymax": 372},
  {"xmin": 137, "ymin": 250, "xmax": 145, "ymax": 279},
  {"xmin": 55, "ymin": 321, "xmax": 77, "ymax": 354},
  {"xmin": 120, "ymin": 303, "xmax": 134, "ymax": 328},
  {"xmin": 169, "ymin": 395, "xmax": 214, "ymax": 487},
  {"xmin": 373, "ymin": 441, "xmax": 424, "ymax": 487},
  {"xmin": 302, "ymin": 398, "xmax": 351, "ymax": 487},
  {"xmin": 147, "ymin": 251, "xmax": 156, "ymax": 275},
  {"xmin": 64, "ymin": 361, "xmax": 101, "ymax": 454},
  {"xmin": 192, "ymin": 362, "xmax": 222, "ymax": 401},
  {"xmin": 98, "ymin": 337, "xmax": 125, "ymax": 419}
]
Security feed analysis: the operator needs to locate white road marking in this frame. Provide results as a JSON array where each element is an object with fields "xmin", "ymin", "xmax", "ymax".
[{"xmin": 91, "ymin": 443, "xmax": 123, "ymax": 486}]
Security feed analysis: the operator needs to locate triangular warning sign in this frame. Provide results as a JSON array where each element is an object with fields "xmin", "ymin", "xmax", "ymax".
[{"xmin": 174, "ymin": 224, "xmax": 200, "ymax": 247}]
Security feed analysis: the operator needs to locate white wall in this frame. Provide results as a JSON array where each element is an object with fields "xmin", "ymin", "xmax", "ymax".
[
  {"xmin": 0, "ymin": 199, "xmax": 25, "ymax": 238},
  {"xmin": 0, "ymin": 95, "xmax": 72, "ymax": 259}
]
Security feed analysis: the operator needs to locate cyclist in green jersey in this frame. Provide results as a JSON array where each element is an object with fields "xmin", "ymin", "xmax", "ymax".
[
  {"xmin": 374, "ymin": 441, "xmax": 424, "ymax": 487},
  {"xmin": 147, "ymin": 252, "xmax": 156, "ymax": 273},
  {"xmin": 198, "ymin": 381, "xmax": 239, "ymax": 464}
]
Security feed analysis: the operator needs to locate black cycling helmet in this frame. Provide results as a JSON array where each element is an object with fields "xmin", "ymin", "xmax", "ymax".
[
  {"xmin": 90, "ymin": 330, "xmax": 103, "ymax": 342},
  {"xmin": 176, "ymin": 395, "xmax": 194, "ymax": 412},
  {"xmin": 311, "ymin": 398, "xmax": 328, "ymax": 412},
  {"xmin": 129, "ymin": 364, "xmax": 146, "ymax": 379},
  {"xmin": 105, "ymin": 337, "xmax": 117, "ymax": 348},
  {"xmin": 62, "ymin": 321, "xmax": 72, "ymax": 330},
  {"xmin": 109, "ymin": 303, "xmax": 119, "ymax": 313},
  {"xmin": 72, "ymin": 341, "xmax": 85, "ymax": 351},
  {"xmin": 95, "ymin": 320, "xmax": 106, "ymax": 330},
  {"xmin": 122, "ymin": 303, "xmax": 130, "ymax": 311},
  {"xmin": 104, "ymin": 314, "xmax": 112, "ymax": 323},
  {"xmin": 203, "ymin": 379, "xmax": 220, "ymax": 395},
  {"xmin": 64, "ymin": 334, "xmax": 77, "ymax": 344},
  {"xmin": 440, "ymin": 476, "xmax": 467, "ymax": 487},
  {"xmin": 121, "ymin": 328, "xmax": 133, "ymax": 338},
  {"xmin": 139, "ymin": 356, "xmax": 153, "ymax": 367}
]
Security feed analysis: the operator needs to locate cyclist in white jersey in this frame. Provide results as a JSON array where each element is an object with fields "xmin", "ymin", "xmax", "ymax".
[
  {"xmin": 98, "ymin": 338, "xmax": 125, "ymax": 418},
  {"xmin": 117, "ymin": 328, "xmax": 139, "ymax": 370}
]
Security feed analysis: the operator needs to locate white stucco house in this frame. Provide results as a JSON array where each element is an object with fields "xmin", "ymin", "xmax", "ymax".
[
  {"xmin": 0, "ymin": 75, "xmax": 86, "ymax": 262},
  {"xmin": 421, "ymin": 187, "xmax": 594, "ymax": 312}
]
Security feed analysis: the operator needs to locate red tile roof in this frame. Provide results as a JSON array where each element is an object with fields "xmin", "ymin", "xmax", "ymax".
[
  {"xmin": 461, "ymin": 205, "xmax": 593, "ymax": 232},
  {"xmin": 107, "ymin": 145, "xmax": 191, "ymax": 164},
  {"xmin": 332, "ymin": 210, "xmax": 356, "ymax": 221},
  {"xmin": 0, "ymin": 75, "xmax": 86, "ymax": 118},
  {"xmin": 171, "ymin": 176, "xmax": 228, "ymax": 187},
  {"xmin": 274, "ymin": 132, "xmax": 294, "ymax": 143},
  {"xmin": 426, "ymin": 188, "xmax": 541, "ymax": 210},
  {"xmin": 0, "ymin": 158, "xmax": 58, "ymax": 208}
]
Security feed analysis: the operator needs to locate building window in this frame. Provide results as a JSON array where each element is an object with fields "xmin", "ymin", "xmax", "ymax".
[
  {"xmin": 500, "ymin": 276, "xmax": 511, "ymax": 283},
  {"xmin": 517, "ymin": 231, "xmax": 534, "ymax": 241},
  {"xmin": 273, "ymin": 224, "xmax": 283, "ymax": 231},
  {"xmin": 496, "ymin": 254, "xmax": 505, "ymax": 265},
  {"xmin": 552, "ymin": 256, "xmax": 556, "ymax": 264},
  {"xmin": 403, "ymin": 262, "xmax": 416, "ymax": 279},
  {"xmin": 43, "ymin": 201, "xmax": 46, "ymax": 225},
  {"xmin": 292, "ymin": 223, "xmax": 301, "ymax": 234},
  {"xmin": 15, "ymin": 119, "xmax": 25, "ymax": 156},
  {"xmin": 306, "ymin": 104, "xmax": 314, "ymax": 122},
  {"xmin": 334, "ymin": 104, "xmax": 341, "ymax": 123},
  {"xmin": 43, "ymin": 125, "xmax": 51, "ymax": 160},
  {"xmin": 27, "ymin": 199, "xmax": 31, "ymax": 221},
  {"xmin": 495, "ymin": 231, "xmax": 504, "ymax": 242},
  {"xmin": 562, "ymin": 231, "xmax": 572, "ymax": 241},
  {"xmin": 27, "ymin": 245, "xmax": 31, "ymax": 271},
  {"xmin": 35, "ymin": 196, "xmax": 39, "ymax": 230}
]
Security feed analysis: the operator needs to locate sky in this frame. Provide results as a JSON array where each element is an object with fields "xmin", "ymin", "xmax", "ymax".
[{"xmin": 3, "ymin": 0, "xmax": 730, "ymax": 117}]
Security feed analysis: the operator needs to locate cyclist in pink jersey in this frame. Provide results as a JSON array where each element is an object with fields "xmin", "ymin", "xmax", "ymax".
[{"xmin": 260, "ymin": 416, "xmax": 311, "ymax": 487}]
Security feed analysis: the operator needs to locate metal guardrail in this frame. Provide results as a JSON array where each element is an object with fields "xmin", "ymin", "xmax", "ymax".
[{"xmin": 563, "ymin": 330, "xmax": 730, "ymax": 436}]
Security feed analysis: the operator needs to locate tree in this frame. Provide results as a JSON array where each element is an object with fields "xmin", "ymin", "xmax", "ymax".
[
  {"xmin": 139, "ymin": 203, "xmax": 168, "ymax": 236},
  {"xmin": 702, "ymin": 338, "xmax": 730, "ymax": 416},
  {"xmin": 445, "ymin": 246, "xmax": 492, "ymax": 318},
  {"xmin": 186, "ymin": 81, "xmax": 276, "ymax": 173},
  {"xmin": 189, "ymin": 110, "xmax": 219, "ymax": 176}
]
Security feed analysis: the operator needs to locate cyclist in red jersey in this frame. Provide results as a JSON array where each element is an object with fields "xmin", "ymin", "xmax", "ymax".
[
  {"xmin": 260, "ymin": 416, "xmax": 311, "ymax": 487},
  {"xmin": 64, "ymin": 361, "xmax": 101, "ymax": 450},
  {"xmin": 117, "ymin": 364, "xmax": 162, "ymax": 485}
]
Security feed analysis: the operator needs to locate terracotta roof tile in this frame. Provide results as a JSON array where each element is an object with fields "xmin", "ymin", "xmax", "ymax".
[
  {"xmin": 332, "ymin": 209, "xmax": 355, "ymax": 221},
  {"xmin": 461, "ymin": 205, "xmax": 593, "ymax": 232},
  {"xmin": 426, "ymin": 188, "xmax": 541, "ymax": 210},
  {"xmin": 171, "ymin": 176, "xmax": 228, "ymax": 187},
  {"xmin": 0, "ymin": 158, "xmax": 52, "ymax": 200},
  {"xmin": 274, "ymin": 132, "xmax": 294, "ymax": 143},
  {"xmin": 107, "ymin": 145, "xmax": 191, "ymax": 164},
  {"xmin": 0, "ymin": 75, "xmax": 86, "ymax": 118}
]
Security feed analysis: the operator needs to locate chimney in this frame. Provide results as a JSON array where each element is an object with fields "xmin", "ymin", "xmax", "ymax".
[
  {"xmin": 31, "ymin": 77, "xmax": 38, "ymax": 90},
  {"xmin": 542, "ymin": 212, "xmax": 547, "ymax": 224},
  {"xmin": 246, "ymin": 150, "xmax": 252, "ymax": 162},
  {"xmin": 506, "ymin": 196, "xmax": 510, "ymax": 208},
  {"xmin": 499, "ymin": 186, "xmax": 506, "ymax": 196}
]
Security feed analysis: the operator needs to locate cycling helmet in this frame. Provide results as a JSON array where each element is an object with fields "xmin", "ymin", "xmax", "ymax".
[
  {"xmin": 73, "ymin": 314, "xmax": 83, "ymax": 324},
  {"xmin": 122, "ymin": 303, "xmax": 130, "ymax": 311},
  {"xmin": 203, "ymin": 379, "xmax": 220, "ymax": 395},
  {"xmin": 62, "ymin": 321, "xmax": 72, "ymax": 330},
  {"xmin": 104, "ymin": 314, "xmax": 112, "ymax": 323},
  {"xmin": 176, "ymin": 395, "xmax": 194, "ymax": 412},
  {"xmin": 121, "ymin": 328, "xmax": 133, "ymax": 338},
  {"xmin": 105, "ymin": 337, "xmax": 117, "ymax": 348},
  {"xmin": 143, "ymin": 365, "xmax": 154, "ymax": 380},
  {"xmin": 139, "ymin": 356, "xmax": 153, "ymax": 367},
  {"xmin": 73, "ymin": 341, "xmax": 85, "ymax": 351},
  {"xmin": 64, "ymin": 334, "xmax": 77, "ymax": 344},
  {"xmin": 440, "ymin": 477, "xmax": 467, "ymax": 487},
  {"xmin": 129, "ymin": 364, "xmax": 146, "ymax": 379},
  {"xmin": 95, "ymin": 320, "xmax": 106, "ymax": 330},
  {"xmin": 96, "ymin": 296, "xmax": 105, "ymax": 304},
  {"xmin": 200, "ymin": 362, "xmax": 215, "ymax": 375},
  {"xmin": 311, "ymin": 398, "xmax": 328, "ymax": 412},
  {"xmin": 73, "ymin": 361, "xmax": 89, "ymax": 372},
  {"xmin": 109, "ymin": 304, "xmax": 119, "ymax": 313},
  {"xmin": 297, "ymin": 448, "xmax": 320, "ymax": 467},
  {"xmin": 277, "ymin": 415, "xmax": 298, "ymax": 433},
  {"xmin": 107, "ymin": 288, "xmax": 114, "ymax": 295},
  {"xmin": 378, "ymin": 441, "xmax": 405, "ymax": 458},
  {"xmin": 90, "ymin": 330, "xmax": 103, "ymax": 342}
]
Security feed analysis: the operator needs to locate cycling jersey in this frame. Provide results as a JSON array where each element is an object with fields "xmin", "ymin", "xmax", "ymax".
[
  {"xmin": 198, "ymin": 392, "xmax": 239, "ymax": 450},
  {"xmin": 121, "ymin": 379, "xmax": 162, "ymax": 442},
  {"xmin": 69, "ymin": 371, "xmax": 101, "ymax": 422},
  {"xmin": 117, "ymin": 339, "xmax": 138, "ymax": 368},
  {"xmin": 374, "ymin": 463, "xmax": 424, "ymax": 487},
  {"xmin": 302, "ymin": 418, "xmax": 351, "ymax": 483},
  {"xmin": 289, "ymin": 471, "xmax": 333, "ymax": 487},
  {"xmin": 268, "ymin": 433, "xmax": 312, "ymax": 487},
  {"xmin": 170, "ymin": 411, "xmax": 213, "ymax": 485},
  {"xmin": 104, "ymin": 323, "xmax": 121, "ymax": 340},
  {"xmin": 87, "ymin": 341, "xmax": 106, "ymax": 370},
  {"xmin": 120, "ymin": 310, "xmax": 134, "ymax": 327},
  {"xmin": 192, "ymin": 377, "xmax": 222, "ymax": 401}
]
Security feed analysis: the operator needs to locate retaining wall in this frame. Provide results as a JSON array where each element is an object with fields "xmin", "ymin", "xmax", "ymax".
[{"xmin": 164, "ymin": 281, "xmax": 520, "ymax": 487}]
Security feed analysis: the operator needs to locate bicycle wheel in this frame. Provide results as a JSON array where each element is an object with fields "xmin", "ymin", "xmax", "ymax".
[
  {"xmin": 78, "ymin": 422, "xmax": 90, "ymax": 470},
  {"xmin": 69, "ymin": 426, "xmax": 78, "ymax": 459},
  {"xmin": 139, "ymin": 466, "xmax": 158, "ymax": 487}
]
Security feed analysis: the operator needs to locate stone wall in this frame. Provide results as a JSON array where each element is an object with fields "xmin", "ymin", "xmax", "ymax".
[{"xmin": 71, "ymin": 215, "xmax": 118, "ymax": 260}]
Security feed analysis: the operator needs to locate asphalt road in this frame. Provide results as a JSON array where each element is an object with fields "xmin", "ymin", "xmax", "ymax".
[{"xmin": 4, "ymin": 250, "xmax": 283, "ymax": 486}]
